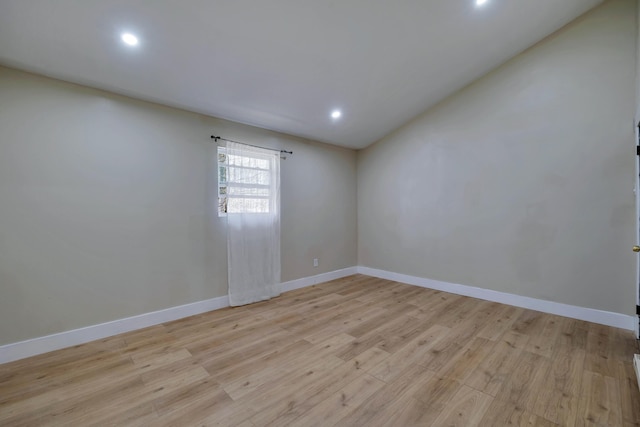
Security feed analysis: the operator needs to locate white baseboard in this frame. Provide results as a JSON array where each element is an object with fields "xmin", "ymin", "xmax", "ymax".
[
  {"xmin": 0, "ymin": 267, "xmax": 359, "ymax": 365},
  {"xmin": 0, "ymin": 295, "xmax": 230, "ymax": 365},
  {"xmin": 280, "ymin": 267, "xmax": 359, "ymax": 293},
  {"xmin": 357, "ymin": 266, "xmax": 636, "ymax": 331},
  {"xmin": 3, "ymin": 265, "xmax": 631, "ymax": 365}
]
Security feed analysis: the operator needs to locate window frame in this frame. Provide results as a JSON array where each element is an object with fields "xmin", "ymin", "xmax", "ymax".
[{"xmin": 217, "ymin": 146, "xmax": 276, "ymax": 216}]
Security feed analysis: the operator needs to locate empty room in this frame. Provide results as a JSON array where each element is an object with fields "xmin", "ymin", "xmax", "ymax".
[{"xmin": 1, "ymin": 0, "xmax": 640, "ymax": 425}]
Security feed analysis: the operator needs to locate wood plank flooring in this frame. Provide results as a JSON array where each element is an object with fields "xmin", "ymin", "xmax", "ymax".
[{"xmin": 1, "ymin": 274, "xmax": 639, "ymax": 426}]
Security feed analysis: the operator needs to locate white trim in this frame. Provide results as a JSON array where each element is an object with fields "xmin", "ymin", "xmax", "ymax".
[
  {"xmin": 357, "ymin": 266, "xmax": 636, "ymax": 331},
  {"xmin": 0, "ymin": 267, "xmax": 359, "ymax": 364},
  {"xmin": 279, "ymin": 267, "xmax": 359, "ymax": 293},
  {"xmin": 0, "ymin": 296, "xmax": 229, "ymax": 365},
  {"xmin": 4, "ymin": 264, "xmax": 630, "ymax": 365},
  {"xmin": 634, "ymin": 354, "xmax": 640, "ymax": 391},
  {"xmin": 635, "ymin": 117, "xmax": 639, "ymax": 338}
]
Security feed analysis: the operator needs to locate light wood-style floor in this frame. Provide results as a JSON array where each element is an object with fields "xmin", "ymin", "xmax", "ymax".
[{"xmin": 1, "ymin": 275, "xmax": 639, "ymax": 426}]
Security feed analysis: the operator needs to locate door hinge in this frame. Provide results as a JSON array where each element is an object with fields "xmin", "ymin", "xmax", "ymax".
[
  {"xmin": 636, "ymin": 146, "xmax": 640, "ymax": 156},
  {"xmin": 636, "ymin": 305, "xmax": 640, "ymax": 315}
]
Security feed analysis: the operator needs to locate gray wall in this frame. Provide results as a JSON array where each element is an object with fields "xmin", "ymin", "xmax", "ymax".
[
  {"xmin": 0, "ymin": 66, "xmax": 357, "ymax": 345},
  {"xmin": 358, "ymin": 0, "xmax": 637, "ymax": 315}
]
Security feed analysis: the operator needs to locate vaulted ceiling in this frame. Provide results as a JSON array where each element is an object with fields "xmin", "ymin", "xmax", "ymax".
[{"xmin": 0, "ymin": 0, "xmax": 604, "ymax": 149}]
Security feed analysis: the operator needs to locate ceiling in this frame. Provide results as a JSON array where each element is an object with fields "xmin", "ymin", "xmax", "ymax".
[{"xmin": 0, "ymin": 0, "xmax": 603, "ymax": 149}]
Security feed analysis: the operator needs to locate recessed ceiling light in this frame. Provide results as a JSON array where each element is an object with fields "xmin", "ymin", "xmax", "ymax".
[
  {"xmin": 331, "ymin": 110, "xmax": 342, "ymax": 119},
  {"xmin": 476, "ymin": 0, "xmax": 488, "ymax": 6},
  {"xmin": 121, "ymin": 33, "xmax": 139, "ymax": 46}
]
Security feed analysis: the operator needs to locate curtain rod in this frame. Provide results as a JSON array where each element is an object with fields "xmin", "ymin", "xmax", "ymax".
[{"xmin": 211, "ymin": 135, "xmax": 293, "ymax": 158}]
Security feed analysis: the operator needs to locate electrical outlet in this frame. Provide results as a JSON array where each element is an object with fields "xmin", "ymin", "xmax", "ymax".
[{"xmin": 313, "ymin": 258, "xmax": 319, "ymax": 267}]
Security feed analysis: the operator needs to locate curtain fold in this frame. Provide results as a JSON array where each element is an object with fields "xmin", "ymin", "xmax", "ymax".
[{"xmin": 225, "ymin": 141, "xmax": 281, "ymax": 306}]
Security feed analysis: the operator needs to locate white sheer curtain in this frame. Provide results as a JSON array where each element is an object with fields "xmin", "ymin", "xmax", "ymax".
[{"xmin": 224, "ymin": 141, "xmax": 281, "ymax": 306}]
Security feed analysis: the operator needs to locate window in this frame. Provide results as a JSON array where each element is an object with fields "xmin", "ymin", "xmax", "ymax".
[{"xmin": 218, "ymin": 146, "xmax": 276, "ymax": 215}]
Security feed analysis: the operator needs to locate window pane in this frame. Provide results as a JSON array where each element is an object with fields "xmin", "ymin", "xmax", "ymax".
[
  {"xmin": 218, "ymin": 197, "xmax": 228, "ymax": 213},
  {"xmin": 227, "ymin": 186, "xmax": 269, "ymax": 197},
  {"xmin": 227, "ymin": 198, "xmax": 269, "ymax": 213},
  {"xmin": 218, "ymin": 166, "xmax": 227, "ymax": 184},
  {"xmin": 227, "ymin": 154, "xmax": 270, "ymax": 170},
  {"xmin": 228, "ymin": 168, "xmax": 270, "ymax": 186}
]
